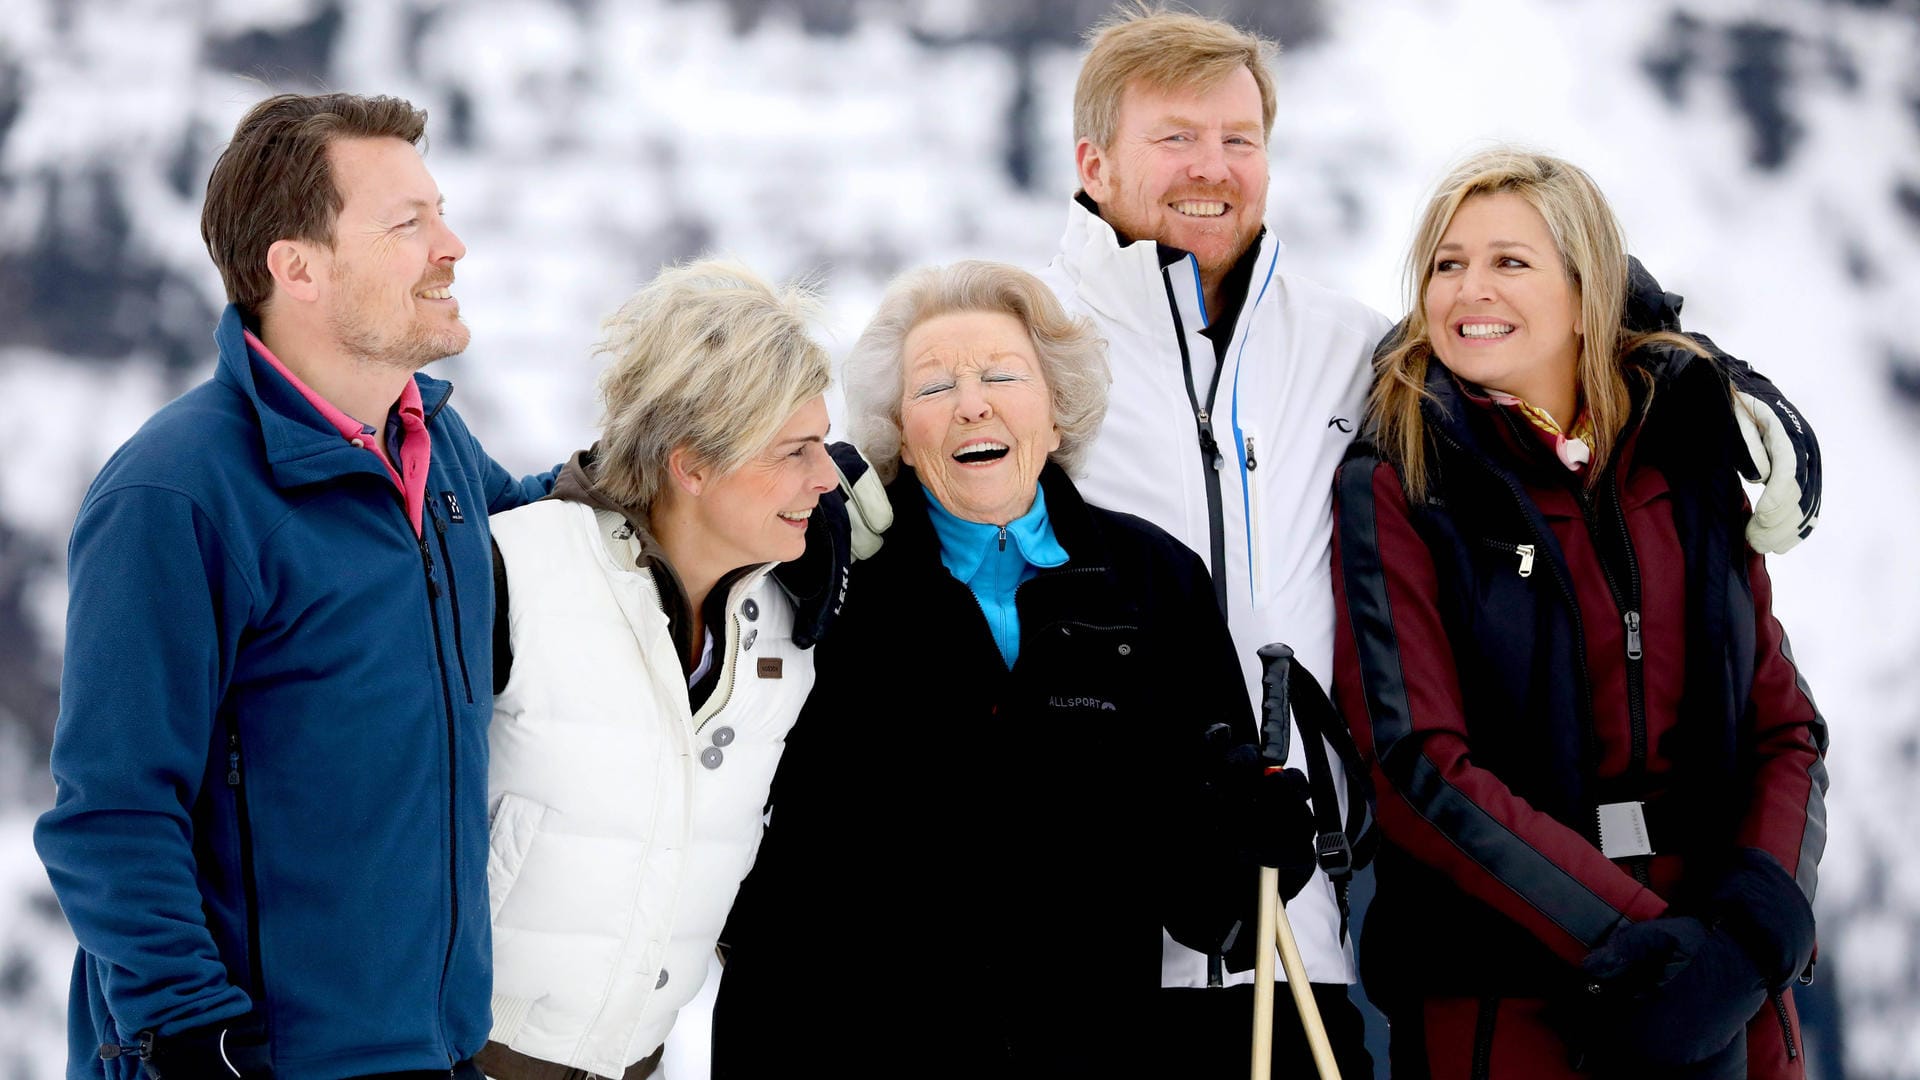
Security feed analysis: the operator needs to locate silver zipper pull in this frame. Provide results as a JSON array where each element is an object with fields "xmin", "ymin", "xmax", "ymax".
[
  {"xmin": 1624, "ymin": 610, "xmax": 1643, "ymax": 660},
  {"xmin": 1515, "ymin": 543, "xmax": 1535, "ymax": 578},
  {"xmin": 997, "ymin": 525, "xmax": 1008, "ymax": 552}
]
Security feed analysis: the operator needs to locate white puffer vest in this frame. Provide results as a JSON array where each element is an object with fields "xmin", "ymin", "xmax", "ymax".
[{"xmin": 486, "ymin": 499, "xmax": 814, "ymax": 1078}]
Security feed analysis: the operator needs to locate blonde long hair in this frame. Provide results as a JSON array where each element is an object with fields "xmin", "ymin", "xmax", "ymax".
[{"xmin": 1368, "ymin": 148, "xmax": 1699, "ymax": 498}]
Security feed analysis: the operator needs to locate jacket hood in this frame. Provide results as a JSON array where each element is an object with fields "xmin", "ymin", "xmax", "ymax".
[
  {"xmin": 547, "ymin": 445, "xmax": 687, "ymax": 588},
  {"xmin": 1623, "ymin": 254, "xmax": 1685, "ymax": 335},
  {"xmin": 550, "ymin": 444, "xmax": 645, "ymax": 518}
]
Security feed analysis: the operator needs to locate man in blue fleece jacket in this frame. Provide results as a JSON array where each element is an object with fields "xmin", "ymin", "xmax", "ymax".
[{"xmin": 34, "ymin": 92, "xmax": 555, "ymax": 1080}]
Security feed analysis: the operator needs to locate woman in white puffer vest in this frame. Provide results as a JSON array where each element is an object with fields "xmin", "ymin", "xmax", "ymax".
[{"xmin": 477, "ymin": 258, "xmax": 851, "ymax": 1080}]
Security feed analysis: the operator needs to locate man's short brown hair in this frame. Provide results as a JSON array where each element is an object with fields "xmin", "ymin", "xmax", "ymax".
[
  {"xmin": 200, "ymin": 92, "xmax": 428, "ymax": 321},
  {"xmin": 1073, "ymin": 4, "xmax": 1279, "ymax": 151}
]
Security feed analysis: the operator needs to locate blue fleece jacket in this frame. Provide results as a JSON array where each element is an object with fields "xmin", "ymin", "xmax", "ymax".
[{"xmin": 34, "ymin": 307, "xmax": 555, "ymax": 1079}]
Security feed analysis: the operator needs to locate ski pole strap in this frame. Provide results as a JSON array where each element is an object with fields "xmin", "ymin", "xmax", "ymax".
[{"xmin": 1284, "ymin": 660, "xmax": 1380, "ymax": 943}]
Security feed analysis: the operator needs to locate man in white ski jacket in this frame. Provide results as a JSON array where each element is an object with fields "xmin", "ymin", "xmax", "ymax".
[
  {"xmin": 1038, "ymin": 6, "xmax": 1821, "ymax": 1075},
  {"xmin": 1036, "ymin": 11, "xmax": 1385, "ymax": 1074}
]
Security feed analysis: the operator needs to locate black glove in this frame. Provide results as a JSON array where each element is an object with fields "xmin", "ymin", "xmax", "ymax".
[
  {"xmin": 1576, "ymin": 848, "xmax": 1814, "ymax": 1071},
  {"xmin": 127, "ymin": 1015, "xmax": 273, "ymax": 1079},
  {"xmin": 772, "ymin": 480, "xmax": 851, "ymax": 650},
  {"xmin": 1701, "ymin": 846, "xmax": 1817, "ymax": 989},
  {"xmin": 772, "ymin": 442, "xmax": 891, "ymax": 649},
  {"xmin": 1579, "ymin": 914, "xmax": 1766, "ymax": 1070},
  {"xmin": 1218, "ymin": 745, "xmax": 1318, "ymax": 900}
]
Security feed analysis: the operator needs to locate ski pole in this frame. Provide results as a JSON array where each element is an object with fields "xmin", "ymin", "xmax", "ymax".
[
  {"xmin": 1252, "ymin": 865, "xmax": 1279, "ymax": 1080},
  {"xmin": 1253, "ymin": 643, "xmax": 1342, "ymax": 1080}
]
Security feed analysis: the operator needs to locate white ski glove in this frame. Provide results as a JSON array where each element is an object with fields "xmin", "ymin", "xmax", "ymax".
[
  {"xmin": 829, "ymin": 442, "xmax": 892, "ymax": 560},
  {"xmin": 1730, "ymin": 383, "xmax": 1819, "ymax": 554}
]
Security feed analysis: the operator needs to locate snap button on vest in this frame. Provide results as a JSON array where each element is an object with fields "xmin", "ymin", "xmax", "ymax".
[
  {"xmin": 712, "ymin": 726, "xmax": 736, "ymax": 747},
  {"xmin": 742, "ymin": 628, "xmax": 758, "ymax": 650},
  {"xmin": 742, "ymin": 598, "xmax": 759, "ymax": 621},
  {"xmin": 656, "ymin": 968, "xmax": 670, "ymax": 989},
  {"xmin": 701, "ymin": 747, "xmax": 724, "ymax": 770}
]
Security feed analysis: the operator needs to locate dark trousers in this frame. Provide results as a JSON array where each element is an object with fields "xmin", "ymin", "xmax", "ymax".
[
  {"xmin": 474, "ymin": 1040, "xmax": 663, "ymax": 1080},
  {"xmin": 1154, "ymin": 983, "xmax": 1375, "ymax": 1078}
]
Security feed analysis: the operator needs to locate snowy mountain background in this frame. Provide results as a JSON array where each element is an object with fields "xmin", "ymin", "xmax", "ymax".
[{"xmin": 1, "ymin": 0, "xmax": 1916, "ymax": 1076}]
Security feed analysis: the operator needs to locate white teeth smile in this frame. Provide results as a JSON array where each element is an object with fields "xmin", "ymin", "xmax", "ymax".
[
  {"xmin": 1459, "ymin": 322, "xmax": 1514, "ymax": 339},
  {"xmin": 953, "ymin": 441, "xmax": 1009, "ymax": 463},
  {"xmin": 1172, "ymin": 201, "xmax": 1227, "ymax": 217},
  {"xmin": 417, "ymin": 287, "xmax": 452, "ymax": 300},
  {"xmin": 777, "ymin": 509, "xmax": 812, "ymax": 522}
]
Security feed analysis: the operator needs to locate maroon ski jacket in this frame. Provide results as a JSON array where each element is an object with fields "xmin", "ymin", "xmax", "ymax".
[{"xmin": 1332, "ymin": 344, "xmax": 1827, "ymax": 1079}]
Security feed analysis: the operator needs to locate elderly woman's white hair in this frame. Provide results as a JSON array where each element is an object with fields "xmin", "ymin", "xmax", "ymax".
[
  {"xmin": 592, "ymin": 257, "xmax": 830, "ymax": 511},
  {"xmin": 843, "ymin": 260, "xmax": 1111, "ymax": 483}
]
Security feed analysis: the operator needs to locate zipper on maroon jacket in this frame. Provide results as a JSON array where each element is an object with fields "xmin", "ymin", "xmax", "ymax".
[
  {"xmin": 1772, "ymin": 989, "xmax": 1800, "ymax": 1061},
  {"xmin": 1567, "ymin": 473, "xmax": 1651, "ymax": 888},
  {"xmin": 1572, "ymin": 474, "xmax": 1649, "ymax": 790},
  {"xmin": 1435, "ymin": 428, "xmax": 1601, "ymax": 834},
  {"xmin": 1477, "ymin": 538, "xmax": 1536, "ymax": 578},
  {"xmin": 1470, "ymin": 996, "xmax": 1498, "ymax": 1080}
]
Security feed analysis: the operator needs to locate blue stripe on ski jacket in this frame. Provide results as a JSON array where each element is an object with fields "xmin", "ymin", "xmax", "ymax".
[{"xmin": 35, "ymin": 305, "xmax": 556, "ymax": 1079}]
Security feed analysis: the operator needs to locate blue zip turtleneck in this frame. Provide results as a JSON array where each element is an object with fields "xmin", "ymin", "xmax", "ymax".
[{"xmin": 924, "ymin": 484, "xmax": 1070, "ymax": 668}]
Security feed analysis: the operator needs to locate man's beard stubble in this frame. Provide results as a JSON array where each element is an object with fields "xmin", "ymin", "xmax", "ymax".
[
  {"xmin": 327, "ymin": 268, "xmax": 470, "ymax": 373},
  {"xmin": 330, "ymin": 309, "xmax": 469, "ymax": 373}
]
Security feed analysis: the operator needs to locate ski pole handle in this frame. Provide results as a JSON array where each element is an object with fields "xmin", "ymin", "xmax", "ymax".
[
  {"xmin": 1250, "ymin": 642, "xmax": 1296, "ymax": 1080},
  {"xmin": 1256, "ymin": 643, "xmax": 1295, "ymax": 767}
]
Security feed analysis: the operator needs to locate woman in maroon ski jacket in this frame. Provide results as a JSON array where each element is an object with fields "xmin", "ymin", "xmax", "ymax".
[{"xmin": 1332, "ymin": 148, "xmax": 1827, "ymax": 1079}]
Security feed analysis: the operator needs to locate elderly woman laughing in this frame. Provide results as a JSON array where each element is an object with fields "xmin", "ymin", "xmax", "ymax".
[{"xmin": 712, "ymin": 261, "xmax": 1316, "ymax": 1077}]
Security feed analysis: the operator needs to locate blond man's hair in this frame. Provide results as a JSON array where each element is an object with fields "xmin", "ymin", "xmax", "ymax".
[
  {"xmin": 1074, "ymin": 3, "xmax": 1279, "ymax": 151},
  {"xmin": 592, "ymin": 258, "xmax": 830, "ymax": 512}
]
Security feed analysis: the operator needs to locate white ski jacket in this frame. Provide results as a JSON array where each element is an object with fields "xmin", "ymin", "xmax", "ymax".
[
  {"xmin": 1039, "ymin": 198, "xmax": 1392, "ymax": 986},
  {"xmin": 485, "ymin": 500, "xmax": 814, "ymax": 1077}
]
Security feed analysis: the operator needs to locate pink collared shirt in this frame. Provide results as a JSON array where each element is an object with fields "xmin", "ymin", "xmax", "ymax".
[{"xmin": 246, "ymin": 330, "xmax": 432, "ymax": 537}]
